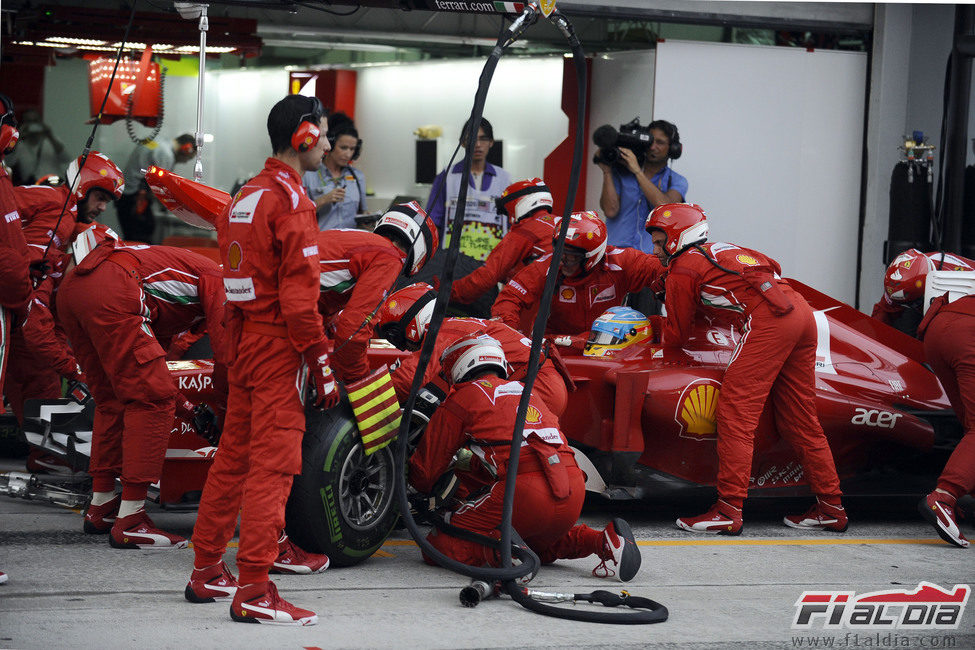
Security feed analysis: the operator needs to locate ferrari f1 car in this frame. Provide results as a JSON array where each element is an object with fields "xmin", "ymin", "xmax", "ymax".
[{"xmin": 2, "ymin": 171, "xmax": 958, "ymax": 567}]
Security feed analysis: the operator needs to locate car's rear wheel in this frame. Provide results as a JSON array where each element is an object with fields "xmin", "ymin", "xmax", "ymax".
[{"xmin": 285, "ymin": 402, "xmax": 399, "ymax": 566}]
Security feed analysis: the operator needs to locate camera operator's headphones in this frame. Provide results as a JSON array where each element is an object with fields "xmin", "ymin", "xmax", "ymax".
[
  {"xmin": 649, "ymin": 120, "xmax": 682, "ymax": 160},
  {"xmin": 0, "ymin": 93, "xmax": 20, "ymax": 155},
  {"xmin": 177, "ymin": 140, "xmax": 196, "ymax": 156},
  {"xmin": 291, "ymin": 96, "xmax": 325, "ymax": 153}
]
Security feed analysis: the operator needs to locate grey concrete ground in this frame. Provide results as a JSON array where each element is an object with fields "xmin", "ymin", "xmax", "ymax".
[{"xmin": 1, "ymin": 477, "xmax": 974, "ymax": 650}]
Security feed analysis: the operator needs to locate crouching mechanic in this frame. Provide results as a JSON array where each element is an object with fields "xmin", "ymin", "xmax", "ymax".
[
  {"xmin": 645, "ymin": 203, "xmax": 847, "ymax": 535},
  {"xmin": 449, "ymin": 177, "xmax": 556, "ymax": 306},
  {"xmin": 408, "ymin": 331, "xmax": 641, "ymax": 581},
  {"xmin": 56, "ymin": 234, "xmax": 229, "ymax": 548},
  {"xmin": 186, "ymin": 94, "xmax": 338, "ymax": 627},
  {"xmin": 376, "ymin": 282, "xmax": 569, "ymax": 417},
  {"xmin": 491, "ymin": 210, "xmax": 665, "ymax": 339},
  {"xmin": 875, "ymin": 250, "xmax": 975, "ymax": 547},
  {"xmin": 317, "ymin": 201, "xmax": 437, "ymax": 382}
]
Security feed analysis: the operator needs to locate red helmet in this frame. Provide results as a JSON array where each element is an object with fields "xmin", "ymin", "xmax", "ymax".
[
  {"xmin": 645, "ymin": 203, "xmax": 709, "ymax": 256},
  {"xmin": 496, "ymin": 177, "xmax": 553, "ymax": 228},
  {"xmin": 556, "ymin": 210, "xmax": 607, "ymax": 273},
  {"xmin": 374, "ymin": 201, "xmax": 438, "ymax": 277},
  {"xmin": 883, "ymin": 249, "xmax": 975, "ymax": 303},
  {"xmin": 65, "ymin": 151, "xmax": 124, "ymax": 203},
  {"xmin": 439, "ymin": 331, "xmax": 510, "ymax": 385},
  {"xmin": 375, "ymin": 282, "xmax": 437, "ymax": 351},
  {"xmin": 0, "ymin": 93, "xmax": 19, "ymax": 155}
]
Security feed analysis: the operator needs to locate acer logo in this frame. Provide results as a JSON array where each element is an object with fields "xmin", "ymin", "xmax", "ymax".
[{"xmin": 851, "ymin": 408, "xmax": 902, "ymax": 428}]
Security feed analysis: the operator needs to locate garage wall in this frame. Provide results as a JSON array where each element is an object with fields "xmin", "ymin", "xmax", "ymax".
[{"xmin": 652, "ymin": 40, "xmax": 867, "ymax": 304}]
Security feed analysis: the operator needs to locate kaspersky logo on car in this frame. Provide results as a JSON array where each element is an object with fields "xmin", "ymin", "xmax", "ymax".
[
  {"xmin": 675, "ymin": 379, "xmax": 720, "ymax": 440},
  {"xmin": 792, "ymin": 582, "xmax": 970, "ymax": 630}
]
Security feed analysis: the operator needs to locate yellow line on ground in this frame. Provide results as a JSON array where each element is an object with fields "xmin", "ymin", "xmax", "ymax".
[{"xmin": 636, "ymin": 537, "xmax": 945, "ymax": 547}]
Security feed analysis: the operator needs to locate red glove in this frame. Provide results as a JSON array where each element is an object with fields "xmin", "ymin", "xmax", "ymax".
[{"xmin": 303, "ymin": 340, "xmax": 339, "ymax": 410}]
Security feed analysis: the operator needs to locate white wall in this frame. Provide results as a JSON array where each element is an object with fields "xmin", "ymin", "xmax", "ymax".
[
  {"xmin": 651, "ymin": 40, "xmax": 867, "ymax": 304},
  {"xmin": 353, "ymin": 56, "xmax": 567, "ymax": 207}
]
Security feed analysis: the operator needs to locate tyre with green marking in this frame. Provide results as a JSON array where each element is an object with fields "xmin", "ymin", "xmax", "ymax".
[{"xmin": 285, "ymin": 400, "xmax": 399, "ymax": 567}]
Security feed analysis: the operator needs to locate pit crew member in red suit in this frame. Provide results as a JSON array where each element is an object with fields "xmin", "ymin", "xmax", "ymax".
[
  {"xmin": 408, "ymin": 331, "xmax": 641, "ymax": 581},
  {"xmin": 491, "ymin": 211, "xmax": 664, "ymax": 339},
  {"xmin": 57, "ymin": 235, "xmax": 229, "ymax": 550},
  {"xmin": 646, "ymin": 203, "xmax": 846, "ymax": 535},
  {"xmin": 376, "ymin": 282, "xmax": 569, "ymax": 417},
  {"xmin": 873, "ymin": 251, "xmax": 975, "ymax": 547},
  {"xmin": 317, "ymin": 201, "xmax": 436, "ymax": 382},
  {"xmin": 5, "ymin": 154, "xmax": 124, "ymax": 420},
  {"xmin": 450, "ymin": 177, "xmax": 556, "ymax": 306},
  {"xmin": 871, "ymin": 248, "xmax": 975, "ymax": 330},
  {"xmin": 185, "ymin": 95, "xmax": 337, "ymax": 627},
  {"xmin": 0, "ymin": 93, "xmax": 31, "ymax": 403}
]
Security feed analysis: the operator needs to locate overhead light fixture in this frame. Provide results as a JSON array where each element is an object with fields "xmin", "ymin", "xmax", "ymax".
[
  {"xmin": 263, "ymin": 39, "xmax": 403, "ymax": 53},
  {"xmin": 258, "ymin": 24, "xmax": 527, "ymax": 50}
]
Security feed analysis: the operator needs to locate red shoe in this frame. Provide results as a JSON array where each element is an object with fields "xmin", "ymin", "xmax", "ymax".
[
  {"xmin": 0, "ymin": 571, "xmax": 7, "ymax": 584},
  {"xmin": 677, "ymin": 499, "xmax": 743, "ymax": 535},
  {"xmin": 783, "ymin": 497, "xmax": 848, "ymax": 532},
  {"xmin": 230, "ymin": 581, "xmax": 318, "ymax": 626},
  {"xmin": 918, "ymin": 491, "xmax": 969, "ymax": 548},
  {"xmin": 83, "ymin": 495, "xmax": 120, "ymax": 534},
  {"xmin": 593, "ymin": 518, "xmax": 642, "ymax": 582},
  {"xmin": 109, "ymin": 509, "xmax": 188, "ymax": 550},
  {"xmin": 271, "ymin": 533, "xmax": 329, "ymax": 575},
  {"xmin": 185, "ymin": 561, "xmax": 239, "ymax": 603}
]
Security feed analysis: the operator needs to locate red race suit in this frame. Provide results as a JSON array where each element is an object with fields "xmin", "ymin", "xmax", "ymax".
[
  {"xmin": 918, "ymin": 294, "xmax": 975, "ymax": 498},
  {"xmin": 317, "ymin": 229, "xmax": 403, "ymax": 383},
  {"xmin": 660, "ymin": 242, "xmax": 842, "ymax": 504},
  {"xmin": 15, "ymin": 184, "xmax": 79, "ymax": 263},
  {"xmin": 492, "ymin": 246, "xmax": 664, "ymax": 337},
  {"xmin": 0, "ymin": 165, "xmax": 32, "ymax": 398},
  {"xmin": 57, "ymin": 241, "xmax": 227, "ymax": 503},
  {"xmin": 450, "ymin": 211, "xmax": 555, "ymax": 305},
  {"xmin": 391, "ymin": 317, "xmax": 568, "ymax": 417},
  {"xmin": 192, "ymin": 158, "xmax": 326, "ymax": 586},
  {"xmin": 409, "ymin": 375, "xmax": 603, "ymax": 566}
]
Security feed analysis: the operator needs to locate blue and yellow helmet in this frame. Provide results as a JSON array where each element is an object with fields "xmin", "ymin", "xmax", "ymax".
[{"xmin": 583, "ymin": 306, "xmax": 652, "ymax": 357}]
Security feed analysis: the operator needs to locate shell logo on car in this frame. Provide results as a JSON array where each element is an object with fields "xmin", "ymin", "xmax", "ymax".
[{"xmin": 675, "ymin": 379, "xmax": 721, "ymax": 440}]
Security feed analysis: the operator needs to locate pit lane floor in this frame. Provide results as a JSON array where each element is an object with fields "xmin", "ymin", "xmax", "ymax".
[{"xmin": 1, "ymin": 464, "xmax": 973, "ymax": 649}]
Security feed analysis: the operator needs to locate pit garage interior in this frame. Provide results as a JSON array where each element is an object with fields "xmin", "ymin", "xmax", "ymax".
[{"xmin": 1, "ymin": 1, "xmax": 975, "ymax": 648}]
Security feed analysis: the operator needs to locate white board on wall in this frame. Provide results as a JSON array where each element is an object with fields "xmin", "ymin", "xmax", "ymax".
[
  {"xmin": 584, "ymin": 50, "xmax": 655, "ymax": 215},
  {"xmin": 652, "ymin": 40, "xmax": 867, "ymax": 304},
  {"xmin": 354, "ymin": 56, "xmax": 567, "ymax": 205}
]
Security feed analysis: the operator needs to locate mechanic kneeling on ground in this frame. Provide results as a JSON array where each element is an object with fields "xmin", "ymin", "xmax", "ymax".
[
  {"xmin": 645, "ymin": 203, "xmax": 847, "ymax": 535},
  {"xmin": 875, "ymin": 249, "xmax": 975, "ymax": 548},
  {"xmin": 185, "ymin": 95, "xmax": 339, "ymax": 627},
  {"xmin": 491, "ymin": 210, "xmax": 665, "ymax": 343},
  {"xmin": 408, "ymin": 331, "xmax": 641, "ymax": 582},
  {"xmin": 376, "ymin": 282, "xmax": 570, "ymax": 418},
  {"xmin": 316, "ymin": 201, "xmax": 437, "ymax": 383}
]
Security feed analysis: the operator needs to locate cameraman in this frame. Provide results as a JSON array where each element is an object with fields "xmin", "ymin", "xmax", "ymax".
[{"xmin": 598, "ymin": 119, "xmax": 687, "ymax": 253}]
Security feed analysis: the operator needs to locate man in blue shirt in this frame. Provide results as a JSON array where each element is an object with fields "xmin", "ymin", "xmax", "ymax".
[{"xmin": 598, "ymin": 120, "xmax": 688, "ymax": 253}]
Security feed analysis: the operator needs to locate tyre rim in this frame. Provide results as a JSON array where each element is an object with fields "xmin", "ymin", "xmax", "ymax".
[{"xmin": 337, "ymin": 442, "xmax": 395, "ymax": 531}]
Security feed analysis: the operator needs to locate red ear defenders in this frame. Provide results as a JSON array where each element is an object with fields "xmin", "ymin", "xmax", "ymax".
[
  {"xmin": 291, "ymin": 96, "xmax": 325, "ymax": 153},
  {"xmin": 177, "ymin": 140, "xmax": 196, "ymax": 156},
  {"xmin": 0, "ymin": 93, "xmax": 19, "ymax": 155}
]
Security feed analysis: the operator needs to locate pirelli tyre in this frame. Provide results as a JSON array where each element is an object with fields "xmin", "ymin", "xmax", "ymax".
[{"xmin": 285, "ymin": 400, "xmax": 399, "ymax": 567}]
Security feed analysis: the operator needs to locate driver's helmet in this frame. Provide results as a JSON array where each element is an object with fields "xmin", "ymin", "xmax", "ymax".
[{"xmin": 583, "ymin": 306, "xmax": 652, "ymax": 357}]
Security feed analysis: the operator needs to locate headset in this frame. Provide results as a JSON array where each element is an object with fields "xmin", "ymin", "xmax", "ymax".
[
  {"xmin": 176, "ymin": 140, "xmax": 196, "ymax": 156},
  {"xmin": 0, "ymin": 93, "xmax": 20, "ymax": 155},
  {"xmin": 291, "ymin": 95, "xmax": 325, "ymax": 153},
  {"xmin": 327, "ymin": 126, "xmax": 363, "ymax": 161},
  {"xmin": 648, "ymin": 119, "xmax": 681, "ymax": 160}
]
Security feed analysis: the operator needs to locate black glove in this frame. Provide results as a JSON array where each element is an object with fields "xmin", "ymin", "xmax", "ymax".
[
  {"xmin": 413, "ymin": 383, "xmax": 446, "ymax": 422},
  {"xmin": 28, "ymin": 259, "xmax": 50, "ymax": 282},
  {"xmin": 192, "ymin": 403, "xmax": 222, "ymax": 446},
  {"xmin": 64, "ymin": 377, "xmax": 92, "ymax": 405}
]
